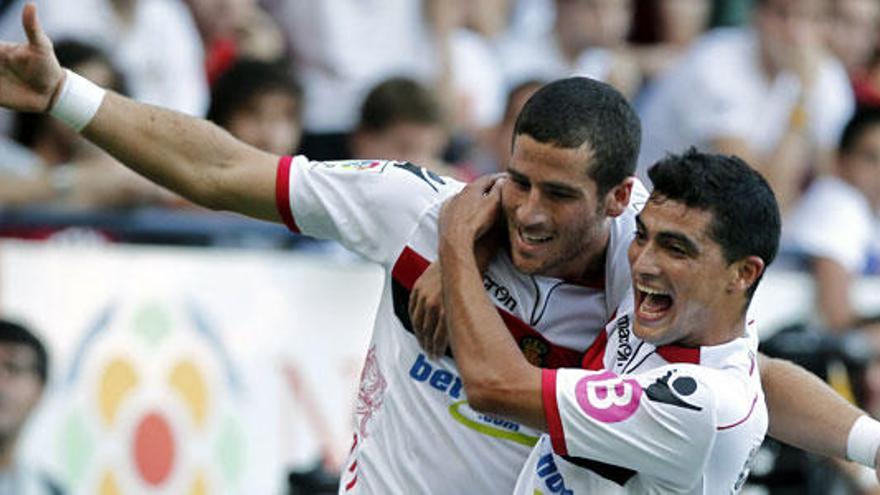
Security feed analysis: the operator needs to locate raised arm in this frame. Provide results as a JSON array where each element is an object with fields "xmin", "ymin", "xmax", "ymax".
[
  {"xmin": 760, "ymin": 354, "xmax": 880, "ymax": 479},
  {"xmin": 438, "ymin": 175, "xmax": 545, "ymax": 429},
  {"xmin": 0, "ymin": 4, "xmax": 280, "ymax": 221}
]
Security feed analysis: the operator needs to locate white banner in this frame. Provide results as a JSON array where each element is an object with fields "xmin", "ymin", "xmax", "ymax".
[{"xmin": 0, "ymin": 240, "xmax": 382, "ymax": 495}]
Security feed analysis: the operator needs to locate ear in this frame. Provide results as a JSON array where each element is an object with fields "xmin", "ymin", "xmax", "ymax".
[
  {"xmin": 727, "ymin": 255, "xmax": 765, "ymax": 295},
  {"xmin": 603, "ymin": 177, "xmax": 634, "ymax": 218}
]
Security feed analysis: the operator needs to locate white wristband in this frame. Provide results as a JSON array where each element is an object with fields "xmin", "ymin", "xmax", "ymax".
[
  {"xmin": 847, "ymin": 415, "xmax": 880, "ymax": 467},
  {"xmin": 48, "ymin": 69, "xmax": 106, "ymax": 132}
]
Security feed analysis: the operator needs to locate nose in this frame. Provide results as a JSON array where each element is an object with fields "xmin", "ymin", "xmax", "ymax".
[
  {"xmin": 515, "ymin": 188, "xmax": 549, "ymax": 228},
  {"xmin": 628, "ymin": 240, "xmax": 661, "ymax": 278}
]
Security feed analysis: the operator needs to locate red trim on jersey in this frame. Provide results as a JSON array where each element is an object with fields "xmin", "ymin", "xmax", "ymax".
[
  {"xmin": 656, "ymin": 345, "xmax": 701, "ymax": 364},
  {"xmin": 275, "ymin": 155, "xmax": 301, "ymax": 233},
  {"xmin": 391, "ymin": 246, "xmax": 584, "ymax": 369},
  {"xmin": 345, "ymin": 475, "xmax": 358, "ymax": 491},
  {"xmin": 580, "ymin": 329, "xmax": 609, "ymax": 371},
  {"xmin": 717, "ymin": 394, "xmax": 759, "ymax": 431},
  {"xmin": 542, "ymin": 369, "xmax": 568, "ymax": 456},
  {"xmin": 391, "ymin": 246, "xmax": 431, "ymax": 290}
]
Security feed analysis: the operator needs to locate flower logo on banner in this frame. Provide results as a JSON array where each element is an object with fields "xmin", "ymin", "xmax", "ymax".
[{"xmin": 58, "ymin": 299, "xmax": 246, "ymax": 494}]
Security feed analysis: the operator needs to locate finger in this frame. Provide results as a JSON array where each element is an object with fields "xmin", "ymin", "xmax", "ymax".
[
  {"xmin": 408, "ymin": 283, "xmax": 419, "ymax": 324},
  {"xmin": 411, "ymin": 297, "xmax": 430, "ymax": 350},
  {"xmin": 22, "ymin": 3, "xmax": 48, "ymax": 49},
  {"xmin": 430, "ymin": 314, "xmax": 448, "ymax": 359},
  {"xmin": 424, "ymin": 313, "xmax": 440, "ymax": 358}
]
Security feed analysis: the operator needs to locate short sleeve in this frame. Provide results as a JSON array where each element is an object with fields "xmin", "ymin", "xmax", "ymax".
[
  {"xmin": 542, "ymin": 366, "xmax": 718, "ymax": 491},
  {"xmin": 275, "ymin": 156, "xmax": 465, "ymax": 264}
]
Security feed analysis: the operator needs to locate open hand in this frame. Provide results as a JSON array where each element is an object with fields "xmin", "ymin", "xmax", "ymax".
[
  {"xmin": 439, "ymin": 173, "xmax": 505, "ymax": 248},
  {"xmin": 0, "ymin": 3, "xmax": 64, "ymax": 113},
  {"xmin": 409, "ymin": 262, "xmax": 448, "ymax": 359}
]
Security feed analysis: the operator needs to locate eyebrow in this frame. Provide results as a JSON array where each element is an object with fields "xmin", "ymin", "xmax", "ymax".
[
  {"xmin": 635, "ymin": 214, "xmax": 701, "ymax": 256},
  {"xmin": 507, "ymin": 167, "xmax": 583, "ymax": 196}
]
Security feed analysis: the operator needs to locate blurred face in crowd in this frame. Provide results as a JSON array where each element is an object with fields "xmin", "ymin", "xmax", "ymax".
[
  {"xmin": 0, "ymin": 344, "xmax": 43, "ymax": 445},
  {"xmin": 828, "ymin": 0, "xmax": 880, "ymax": 71},
  {"xmin": 185, "ymin": 0, "xmax": 254, "ymax": 38},
  {"xmin": 755, "ymin": 0, "xmax": 830, "ymax": 71},
  {"xmin": 629, "ymin": 197, "xmax": 753, "ymax": 346},
  {"xmin": 554, "ymin": 0, "xmax": 634, "ymax": 52},
  {"xmin": 839, "ymin": 123, "xmax": 880, "ymax": 210},
  {"xmin": 502, "ymin": 135, "xmax": 617, "ymax": 282},
  {"xmin": 353, "ymin": 122, "xmax": 447, "ymax": 166},
  {"xmin": 659, "ymin": 0, "xmax": 711, "ymax": 46},
  {"xmin": 225, "ymin": 89, "xmax": 302, "ymax": 155},
  {"xmin": 493, "ymin": 82, "xmax": 543, "ymax": 172}
]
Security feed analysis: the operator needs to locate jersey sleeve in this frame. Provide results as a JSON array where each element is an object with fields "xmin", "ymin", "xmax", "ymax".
[
  {"xmin": 275, "ymin": 156, "xmax": 465, "ymax": 264},
  {"xmin": 542, "ymin": 365, "xmax": 718, "ymax": 491}
]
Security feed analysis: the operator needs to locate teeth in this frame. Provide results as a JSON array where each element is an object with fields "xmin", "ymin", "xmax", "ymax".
[
  {"xmin": 636, "ymin": 283, "xmax": 669, "ymax": 296},
  {"xmin": 522, "ymin": 233, "xmax": 551, "ymax": 243}
]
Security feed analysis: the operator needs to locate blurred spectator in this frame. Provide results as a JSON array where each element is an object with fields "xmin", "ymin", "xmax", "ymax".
[
  {"xmin": 638, "ymin": 0, "xmax": 854, "ymax": 213},
  {"xmin": 350, "ymin": 77, "xmax": 455, "ymax": 177},
  {"xmin": 457, "ymin": 79, "xmax": 544, "ymax": 178},
  {"xmin": 630, "ymin": 0, "xmax": 712, "ymax": 87},
  {"xmin": 183, "ymin": 0, "xmax": 284, "ymax": 85},
  {"xmin": 497, "ymin": 0, "xmax": 642, "ymax": 99},
  {"xmin": 828, "ymin": 0, "xmax": 880, "ymax": 108},
  {"xmin": 783, "ymin": 108, "xmax": 880, "ymax": 338},
  {"xmin": 828, "ymin": 0, "xmax": 880, "ymax": 74},
  {"xmin": 0, "ymin": 39, "xmax": 164, "ymax": 209},
  {"xmin": 464, "ymin": 0, "xmax": 513, "ymax": 40},
  {"xmin": 262, "ymin": 0, "xmax": 433, "ymax": 157},
  {"xmin": 783, "ymin": 108, "xmax": 880, "ymax": 494},
  {"xmin": 425, "ymin": 0, "xmax": 505, "ymax": 134},
  {"xmin": 0, "ymin": 319, "xmax": 64, "ymax": 495},
  {"xmin": 207, "ymin": 59, "xmax": 303, "ymax": 155},
  {"xmin": 42, "ymin": 0, "xmax": 208, "ymax": 117}
]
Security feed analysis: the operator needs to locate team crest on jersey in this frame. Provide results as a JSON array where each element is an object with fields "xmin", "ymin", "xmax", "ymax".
[
  {"xmin": 520, "ymin": 337, "xmax": 549, "ymax": 366},
  {"xmin": 311, "ymin": 160, "xmax": 389, "ymax": 173}
]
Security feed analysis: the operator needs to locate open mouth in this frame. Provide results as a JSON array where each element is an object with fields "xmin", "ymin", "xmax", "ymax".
[
  {"xmin": 515, "ymin": 229, "xmax": 553, "ymax": 253},
  {"xmin": 635, "ymin": 283, "xmax": 674, "ymax": 322}
]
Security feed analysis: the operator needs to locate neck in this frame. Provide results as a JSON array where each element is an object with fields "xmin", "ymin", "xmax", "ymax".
[
  {"xmin": 758, "ymin": 42, "xmax": 781, "ymax": 80},
  {"xmin": 0, "ymin": 436, "xmax": 17, "ymax": 471},
  {"xmin": 692, "ymin": 312, "xmax": 747, "ymax": 347},
  {"xmin": 568, "ymin": 225, "xmax": 610, "ymax": 286},
  {"xmin": 555, "ymin": 32, "xmax": 586, "ymax": 65}
]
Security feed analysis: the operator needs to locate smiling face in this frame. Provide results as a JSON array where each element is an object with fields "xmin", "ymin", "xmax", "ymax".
[
  {"xmin": 503, "ymin": 135, "xmax": 618, "ymax": 282},
  {"xmin": 628, "ymin": 196, "xmax": 751, "ymax": 347}
]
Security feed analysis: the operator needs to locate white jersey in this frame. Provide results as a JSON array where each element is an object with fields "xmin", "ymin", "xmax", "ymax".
[
  {"xmin": 275, "ymin": 155, "xmax": 648, "ymax": 494},
  {"xmin": 515, "ymin": 295, "xmax": 767, "ymax": 494}
]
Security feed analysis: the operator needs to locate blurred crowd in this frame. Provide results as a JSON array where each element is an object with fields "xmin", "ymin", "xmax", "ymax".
[{"xmin": 1, "ymin": 0, "xmax": 880, "ymax": 492}]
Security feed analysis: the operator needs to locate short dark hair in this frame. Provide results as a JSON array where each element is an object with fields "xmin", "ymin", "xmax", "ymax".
[
  {"xmin": 0, "ymin": 319, "xmax": 49, "ymax": 384},
  {"xmin": 359, "ymin": 77, "xmax": 443, "ymax": 132},
  {"xmin": 513, "ymin": 77, "xmax": 641, "ymax": 197},
  {"xmin": 838, "ymin": 107, "xmax": 880, "ymax": 156},
  {"xmin": 207, "ymin": 59, "xmax": 303, "ymax": 126},
  {"xmin": 648, "ymin": 148, "xmax": 781, "ymax": 300}
]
